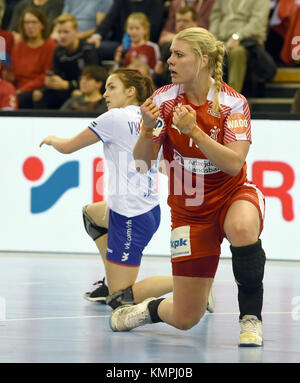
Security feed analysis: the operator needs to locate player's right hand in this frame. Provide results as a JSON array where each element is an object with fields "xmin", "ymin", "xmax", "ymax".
[{"xmin": 141, "ymin": 98, "xmax": 159, "ymax": 130}]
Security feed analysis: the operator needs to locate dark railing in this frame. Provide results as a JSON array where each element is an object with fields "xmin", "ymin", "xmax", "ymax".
[{"xmin": 0, "ymin": 110, "xmax": 300, "ymax": 120}]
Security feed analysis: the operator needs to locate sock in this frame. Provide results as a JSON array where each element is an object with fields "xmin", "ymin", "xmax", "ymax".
[
  {"xmin": 148, "ymin": 298, "xmax": 165, "ymax": 323},
  {"xmin": 231, "ymin": 240, "xmax": 266, "ymax": 321}
]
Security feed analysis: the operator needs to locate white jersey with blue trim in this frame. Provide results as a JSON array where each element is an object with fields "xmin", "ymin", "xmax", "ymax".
[{"xmin": 88, "ymin": 105, "xmax": 159, "ymax": 217}]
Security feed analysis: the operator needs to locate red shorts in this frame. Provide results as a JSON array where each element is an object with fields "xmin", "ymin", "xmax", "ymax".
[{"xmin": 170, "ymin": 183, "xmax": 265, "ymax": 277}]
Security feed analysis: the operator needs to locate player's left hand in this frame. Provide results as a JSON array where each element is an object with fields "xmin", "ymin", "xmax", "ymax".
[
  {"xmin": 39, "ymin": 136, "xmax": 55, "ymax": 147},
  {"xmin": 173, "ymin": 105, "xmax": 196, "ymax": 135}
]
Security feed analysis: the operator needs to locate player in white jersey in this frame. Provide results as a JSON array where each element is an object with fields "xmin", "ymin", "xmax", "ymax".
[{"xmin": 40, "ymin": 69, "xmax": 173, "ymax": 310}]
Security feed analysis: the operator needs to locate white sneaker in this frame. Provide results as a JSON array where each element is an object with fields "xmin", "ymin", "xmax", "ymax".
[
  {"xmin": 109, "ymin": 297, "xmax": 156, "ymax": 332},
  {"xmin": 239, "ymin": 315, "xmax": 263, "ymax": 347},
  {"xmin": 207, "ymin": 285, "xmax": 215, "ymax": 313}
]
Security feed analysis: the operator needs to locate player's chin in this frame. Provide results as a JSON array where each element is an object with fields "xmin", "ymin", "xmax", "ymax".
[
  {"xmin": 171, "ymin": 76, "xmax": 180, "ymax": 85},
  {"xmin": 170, "ymin": 73, "xmax": 181, "ymax": 84}
]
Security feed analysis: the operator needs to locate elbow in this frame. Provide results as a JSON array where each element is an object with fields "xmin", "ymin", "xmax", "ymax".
[
  {"xmin": 133, "ymin": 149, "xmax": 151, "ymax": 173},
  {"xmin": 227, "ymin": 161, "xmax": 244, "ymax": 177},
  {"xmin": 59, "ymin": 144, "xmax": 72, "ymax": 154},
  {"xmin": 227, "ymin": 169, "xmax": 240, "ymax": 177},
  {"xmin": 134, "ymin": 159, "xmax": 150, "ymax": 174}
]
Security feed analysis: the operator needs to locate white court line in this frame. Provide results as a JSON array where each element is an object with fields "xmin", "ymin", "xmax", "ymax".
[
  {"xmin": 0, "ymin": 314, "xmax": 110, "ymax": 322},
  {"xmin": 207, "ymin": 312, "xmax": 295, "ymax": 315},
  {"xmin": 0, "ymin": 311, "xmax": 295, "ymax": 323}
]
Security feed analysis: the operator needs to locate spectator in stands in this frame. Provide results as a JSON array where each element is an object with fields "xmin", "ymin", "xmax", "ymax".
[
  {"xmin": 159, "ymin": 0, "xmax": 215, "ymax": 46},
  {"xmin": 8, "ymin": 0, "xmax": 63, "ymax": 42},
  {"xmin": 209, "ymin": 0, "xmax": 271, "ymax": 93},
  {"xmin": 128, "ymin": 58, "xmax": 151, "ymax": 79},
  {"xmin": 88, "ymin": 0, "xmax": 164, "ymax": 61},
  {"xmin": 11, "ymin": 7, "xmax": 57, "ymax": 108},
  {"xmin": 0, "ymin": 59, "xmax": 18, "ymax": 110},
  {"xmin": 33, "ymin": 13, "xmax": 99, "ymax": 109},
  {"xmin": 60, "ymin": 65, "xmax": 108, "ymax": 113},
  {"xmin": 154, "ymin": 6, "xmax": 197, "ymax": 88},
  {"xmin": 114, "ymin": 12, "xmax": 160, "ymax": 73},
  {"xmin": 57, "ymin": 0, "xmax": 113, "ymax": 41},
  {"xmin": 270, "ymin": 0, "xmax": 300, "ymax": 66},
  {"xmin": 0, "ymin": 1, "xmax": 14, "ymax": 80}
]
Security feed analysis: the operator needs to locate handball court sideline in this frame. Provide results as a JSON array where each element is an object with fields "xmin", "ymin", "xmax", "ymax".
[{"xmin": 0, "ymin": 251, "xmax": 299, "ymax": 364}]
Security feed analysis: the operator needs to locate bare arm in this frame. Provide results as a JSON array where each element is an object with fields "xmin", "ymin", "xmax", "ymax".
[
  {"xmin": 189, "ymin": 128, "xmax": 250, "ymax": 176},
  {"xmin": 133, "ymin": 99, "xmax": 162, "ymax": 172},
  {"xmin": 40, "ymin": 128, "xmax": 99, "ymax": 154},
  {"xmin": 173, "ymin": 105, "xmax": 249, "ymax": 176},
  {"xmin": 133, "ymin": 126, "xmax": 161, "ymax": 172}
]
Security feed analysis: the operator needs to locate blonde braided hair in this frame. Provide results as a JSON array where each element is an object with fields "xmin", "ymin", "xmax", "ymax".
[{"xmin": 173, "ymin": 27, "xmax": 225, "ymax": 113}]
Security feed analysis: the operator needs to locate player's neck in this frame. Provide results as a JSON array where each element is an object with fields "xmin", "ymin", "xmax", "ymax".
[{"xmin": 184, "ymin": 76, "xmax": 212, "ymax": 106}]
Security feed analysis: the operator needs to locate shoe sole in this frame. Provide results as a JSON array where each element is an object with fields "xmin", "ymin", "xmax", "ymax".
[
  {"xmin": 83, "ymin": 294, "xmax": 107, "ymax": 304},
  {"xmin": 239, "ymin": 343, "xmax": 264, "ymax": 347},
  {"xmin": 239, "ymin": 341, "xmax": 264, "ymax": 347},
  {"xmin": 109, "ymin": 316, "xmax": 119, "ymax": 332}
]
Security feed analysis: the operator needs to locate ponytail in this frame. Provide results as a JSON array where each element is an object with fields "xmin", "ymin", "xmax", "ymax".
[
  {"xmin": 111, "ymin": 68, "xmax": 154, "ymax": 105},
  {"xmin": 212, "ymin": 41, "xmax": 225, "ymax": 114}
]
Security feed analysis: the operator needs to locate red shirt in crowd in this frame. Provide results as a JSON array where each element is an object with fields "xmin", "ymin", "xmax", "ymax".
[
  {"xmin": 11, "ymin": 38, "xmax": 57, "ymax": 92},
  {"xmin": 123, "ymin": 42, "xmax": 160, "ymax": 70},
  {"xmin": 0, "ymin": 78, "xmax": 18, "ymax": 110}
]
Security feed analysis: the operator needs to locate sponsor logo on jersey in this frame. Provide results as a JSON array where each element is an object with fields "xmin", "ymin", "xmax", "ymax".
[
  {"xmin": 124, "ymin": 219, "xmax": 132, "ymax": 250},
  {"xmin": 227, "ymin": 113, "xmax": 248, "ymax": 134},
  {"xmin": 173, "ymin": 149, "xmax": 220, "ymax": 175},
  {"xmin": 210, "ymin": 126, "xmax": 220, "ymax": 141},
  {"xmin": 207, "ymin": 108, "xmax": 221, "ymax": 118},
  {"xmin": 153, "ymin": 117, "xmax": 164, "ymax": 137},
  {"xmin": 121, "ymin": 252, "xmax": 129, "ymax": 262},
  {"xmin": 171, "ymin": 226, "xmax": 191, "ymax": 258}
]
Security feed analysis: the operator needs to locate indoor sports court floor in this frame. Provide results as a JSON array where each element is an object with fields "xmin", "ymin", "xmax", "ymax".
[{"xmin": 0, "ymin": 251, "xmax": 299, "ymax": 363}]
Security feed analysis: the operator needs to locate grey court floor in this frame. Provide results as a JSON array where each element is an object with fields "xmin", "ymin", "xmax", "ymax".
[{"xmin": 0, "ymin": 251, "xmax": 299, "ymax": 363}]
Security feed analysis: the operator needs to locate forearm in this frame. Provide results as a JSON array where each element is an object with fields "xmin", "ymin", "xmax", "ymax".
[
  {"xmin": 47, "ymin": 137, "xmax": 73, "ymax": 154},
  {"xmin": 189, "ymin": 125, "xmax": 245, "ymax": 176},
  {"xmin": 133, "ymin": 126, "xmax": 158, "ymax": 172}
]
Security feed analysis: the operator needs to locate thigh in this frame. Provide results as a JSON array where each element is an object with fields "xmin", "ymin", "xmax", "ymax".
[{"xmin": 221, "ymin": 183, "xmax": 265, "ymax": 244}]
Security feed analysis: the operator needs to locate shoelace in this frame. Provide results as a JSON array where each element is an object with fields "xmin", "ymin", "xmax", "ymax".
[
  {"xmin": 241, "ymin": 318, "xmax": 259, "ymax": 333},
  {"xmin": 93, "ymin": 277, "xmax": 105, "ymax": 287}
]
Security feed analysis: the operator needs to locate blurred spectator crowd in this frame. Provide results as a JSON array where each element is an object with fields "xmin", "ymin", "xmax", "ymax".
[{"xmin": 0, "ymin": 0, "xmax": 299, "ymax": 112}]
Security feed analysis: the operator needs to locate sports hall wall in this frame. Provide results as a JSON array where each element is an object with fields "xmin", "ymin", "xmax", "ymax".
[{"xmin": 0, "ymin": 112, "xmax": 299, "ymax": 261}]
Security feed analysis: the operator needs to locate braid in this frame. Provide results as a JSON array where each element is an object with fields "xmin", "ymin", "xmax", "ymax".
[{"xmin": 212, "ymin": 41, "xmax": 225, "ymax": 114}]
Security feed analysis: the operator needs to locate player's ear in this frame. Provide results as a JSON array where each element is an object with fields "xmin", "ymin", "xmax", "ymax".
[{"xmin": 126, "ymin": 86, "xmax": 136, "ymax": 98}]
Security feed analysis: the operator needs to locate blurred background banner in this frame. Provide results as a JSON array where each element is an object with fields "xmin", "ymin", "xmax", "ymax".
[{"xmin": 0, "ymin": 116, "xmax": 299, "ymax": 260}]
